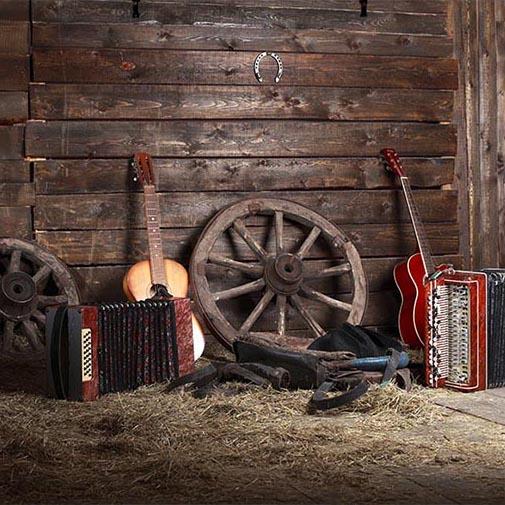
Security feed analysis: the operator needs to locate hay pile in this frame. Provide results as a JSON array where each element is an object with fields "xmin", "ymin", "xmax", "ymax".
[{"xmin": 0, "ymin": 381, "xmax": 504, "ymax": 504}]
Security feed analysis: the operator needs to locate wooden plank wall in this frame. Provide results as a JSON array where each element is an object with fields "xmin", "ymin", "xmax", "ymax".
[
  {"xmin": 6, "ymin": 0, "xmax": 461, "ymax": 334},
  {"xmin": 453, "ymin": 0, "xmax": 505, "ymax": 269},
  {"xmin": 0, "ymin": 0, "xmax": 33, "ymax": 238}
]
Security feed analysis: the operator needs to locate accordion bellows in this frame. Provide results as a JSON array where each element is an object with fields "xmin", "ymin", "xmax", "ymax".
[{"xmin": 46, "ymin": 299, "xmax": 195, "ymax": 401}]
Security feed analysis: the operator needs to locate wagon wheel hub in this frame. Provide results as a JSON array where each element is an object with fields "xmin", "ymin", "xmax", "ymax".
[
  {"xmin": 0, "ymin": 271, "xmax": 38, "ymax": 321},
  {"xmin": 265, "ymin": 253, "xmax": 303, "ymax": 295}
]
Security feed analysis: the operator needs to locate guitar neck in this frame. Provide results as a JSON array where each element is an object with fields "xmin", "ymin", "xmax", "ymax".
[
  {"xmin": 143, "ymin": 185, "xmax": 167, "ymax": 287},
  {"xmin": 400, "ymin": 177, "xmax": 435, "ymax": 275}
]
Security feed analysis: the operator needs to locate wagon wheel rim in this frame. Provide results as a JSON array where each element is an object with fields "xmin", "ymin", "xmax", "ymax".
[
  {"xmin": 190, "ymin": 198, "xmax": 367, "ymax": 350},
  {"xmin": 0, "ymin": 239, "xmax": 80, "ymax": 361}
]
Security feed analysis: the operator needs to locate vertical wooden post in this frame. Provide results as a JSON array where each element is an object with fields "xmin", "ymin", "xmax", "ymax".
[
  {"xmin": 497, "ymin": 0, "xmax": 505, "ymax": 266},
  {"xmin": 455, "ymin": 0, "xmax": 501, "ymax": 269}
]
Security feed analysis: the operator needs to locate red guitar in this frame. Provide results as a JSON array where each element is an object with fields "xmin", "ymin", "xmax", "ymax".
[{"xmin": 381, "ymin": 148, "xmax": 447, "ymax": 349}]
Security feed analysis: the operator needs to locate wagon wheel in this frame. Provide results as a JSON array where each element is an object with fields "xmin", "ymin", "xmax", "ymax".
[
  {"xmin": 0, "ymin": 239, "xmax": 80, "ymax": 361},
  {"xmin": 190, "ymin": 198, "xmax": 367, "ymax": 351}
]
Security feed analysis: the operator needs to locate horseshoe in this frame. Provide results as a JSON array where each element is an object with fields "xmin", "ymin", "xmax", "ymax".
[{"xmin": 253, "ymin": 52, "xmax": 283, "ymax": 83}]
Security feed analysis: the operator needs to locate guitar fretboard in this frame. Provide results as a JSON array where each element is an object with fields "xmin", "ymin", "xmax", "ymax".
[
  {"xmin": 400, "ymin": 177, "xmax": 435, "ymax": 275},
  {"xmin": 144, "ymin": 185, "xmax": 171, "ymax": 292}
]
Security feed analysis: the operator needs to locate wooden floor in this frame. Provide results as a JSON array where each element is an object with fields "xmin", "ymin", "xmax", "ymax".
[{"xmin": 434, "ymin": 387, "xmax": 505, "ymax": 426}]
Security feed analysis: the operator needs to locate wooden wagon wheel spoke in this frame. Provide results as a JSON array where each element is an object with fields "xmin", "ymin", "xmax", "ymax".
[
  {"xmin": 299, "ymin": 284, "xmax": 353, "ymax": 312},
  {"xmin": 296, "ymin": 226, "xmax": 321, "ymax": 259},
  {"xmin": 239, "ymin": 288, "xmax": 275, "ymax": 335},
  {"xmin": 32, "ymin": 310, "xmax": 47, "ymax": 326},
  {"xmin": 32, "ymin": 264, "xmax": 52, "ymax": 287},
  {"xmin": 21, "ymin": 320, "xmax": 44, "ymax": 351},
  {"xmin": 208, "ymin": 253, "xmax": 263, "ymax": 276},
  {"xmin": 275, "ymin": 211, "xmax": 284, "ymax": 253},
  {"xmin": 8, "ymin": 250, "xmax": 21, "ymax": 273},
  {"xmin": 276, "ymin": 294, "xmax": 287, "ymax": 336},
  {"xmin": 305, "ymin": 262, "xmax": 352, "ymax": 279},
  {"xmin": 37, "ymin": 294, "xmax": 68, "ymax": 308},
  {"xmin": 232, "ymin": 218, "xmax": 267, "ymax": 260},
  {"xmin": 213, "ymin": 278, "xmax": 265, "ymax": 302},
  {"xmin": 290, "ymin": 294, "xmax": 325, "ymax": 338},
  {"xmin": 2, "ymin": 320, "xmax": 15, "ymax": 352}
]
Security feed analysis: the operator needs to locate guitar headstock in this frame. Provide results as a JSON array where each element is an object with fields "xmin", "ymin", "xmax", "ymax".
[
  {"xmin": 380, "ymin": 148, "xmax": 406, "ymax": 178},
  {"xmin": 132, "ymin": 152, "xmax": 155, "ymax": 186}
]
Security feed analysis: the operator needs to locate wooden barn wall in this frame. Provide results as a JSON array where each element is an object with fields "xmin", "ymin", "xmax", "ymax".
[
  {"xmin": 0, "ymin": 0, "xmax": 32, "ymax": 239},
  {"xmin": 2, "ymin": 0, "xmax": 463, "ymax": 333},
  {"xmin": 453, "ymin": 0, "xmax": 505, "ymax": 269}
]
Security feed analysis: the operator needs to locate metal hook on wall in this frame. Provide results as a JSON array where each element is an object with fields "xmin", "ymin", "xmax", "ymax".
[
  {"xmin": 359, "ymin": 0, "xmax": 368, "ymax": 17},
  {"xmin": 253, "ymin": 52, "xmax": 284, "ymax": 84},
  {"xmin": 132, "ymin": 0, "xmax": 140, "ymax": 18}
]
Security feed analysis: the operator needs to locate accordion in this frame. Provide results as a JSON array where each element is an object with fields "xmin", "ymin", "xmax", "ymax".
[
  {"xmin": 425, "ymin": 269, "xmax": 505, "ymax": 392},
  {"xmin": 46, "ymin": 299, "xmax": 195, "ymax": 401}
]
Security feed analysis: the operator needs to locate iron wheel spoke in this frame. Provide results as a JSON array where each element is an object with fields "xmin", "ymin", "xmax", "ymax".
[
  {"xmin": 275, "ymin": 211, "xmax": 284, "ymax": 254},
  {"xmin": 213, "ymin": 278, "xmax": 265, "ymax": 302},
  {"xmin": 276, "ymin": 294, "xmax": 287, "ymax": 337},
  {"xmin": 8, "ymin": 250, "xmax": 21, "ymax": 273},
  {"xmin": 239, "ymin": 288, "xmax": 275, "ymax": 335},
  {"xmin": 296, "ymin": 226, "xmax": 321, "ymax": 259},
  {"xmin": 208, "ymin": 254, "xmax": 263, "ymax": 276},
  {"xmin": 232, "ymin": 218, "xmax": 267, "ymax": 260},
  {"xmin": 300, "ymin": 284, "xmax": 353, "ymax": 312},
  {"xmin": 290, "ymin": 294, "xmax": 325, "ymax": 338}
]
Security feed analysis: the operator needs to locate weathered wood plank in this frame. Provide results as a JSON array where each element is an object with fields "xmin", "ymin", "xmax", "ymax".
[
  {"xmin": 34, "ymin": 190, "xmax": 458, "ymax": 230},
  {"xmin": 0, "ymin": 54, "xmax": 29, "ymax": 90},
  {"xmin": 31, "ymin": 23, "xmax": 453, "ymax": 58},
  {"xmin": 31, "ymin": 0, "xmax": 450, "ymax": 16},
  {"xmin": 31, "ymin": 2, "xmax": 448, "ymax": 35},
  {"xmin": 34, "ymin": 157, "xmax": 455, "ymax": 194},
  {"xmin": 0, "ymin": 161, "xmax": 30, "ymax": 182},
  {"xmin": 25, "ymin": 121, "xmax": 457, "ymax": 158},
  {"xmin": 0, "ymin": 183, "xmax": 34, "ymax": 206},
  {"xmin": 35, "ymin": 222, "xmax": 459, "ymax": 265},
  {"xmin": 497, "ymin": 0, "xmax": 505, "ymax": 266},
  {"xmin": 0, "ymin": 0, "xmax": 30, "ymax": 21},
  {"xmin": 32, "ymin": 49, "xmax": 458, "ymax": 90},
  {"xmin": 434, "ymin": 390, "xmax": 505, "ymax": 426},
  {"xmin": 0, "ymin": 92, "xmax": 28, "ymax": 124},
  {"xmin": 72, "ymin": 254, "xmax": 462, "ymax": 304},
  {"xmin": 0, "ymin": 23, "xmax": 29, "ymax": 53},
  {"xmin": 0, "ymin": 207, "xmax": 31, "ymax": 238},
  {"xmin": 30, "ymin": 84, "xmax": 454, "ymax": 122},
  {"xmin": 0, "ymin": 125, "xmax": 24, "ymax": 159}
]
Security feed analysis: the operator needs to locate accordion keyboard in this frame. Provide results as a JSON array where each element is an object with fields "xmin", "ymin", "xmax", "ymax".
[{"xmin": 425, "ymin": 271, "xmax": 487, "ymax": 392}]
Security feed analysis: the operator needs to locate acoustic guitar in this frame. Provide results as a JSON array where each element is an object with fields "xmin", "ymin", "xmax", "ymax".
[
  {"xmin": 122, "ymin": 152, "xmax": 205, "ymax": 360},
  {"xmin": 381, "ymin": 148, "xmax": 448, "ymax": 350}
]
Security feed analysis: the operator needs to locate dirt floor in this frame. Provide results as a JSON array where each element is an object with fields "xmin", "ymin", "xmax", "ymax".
[{"xmin": 1, "ymin": 370, "xmax": 505, "ymax": 505}]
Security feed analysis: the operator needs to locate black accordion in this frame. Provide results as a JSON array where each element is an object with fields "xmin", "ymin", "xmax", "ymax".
[
  {"xmin": 46, "ymin": 299, "xmax": 195, "ymax": 401},
  {"xmin": 482, "ymin": 269, "xmax": 505, "ymax": 389}
]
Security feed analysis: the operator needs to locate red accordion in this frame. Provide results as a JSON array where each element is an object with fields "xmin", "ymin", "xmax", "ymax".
[
  {"xmin": 46, "ymin": 299, "xmax": 195, "ymax": 401},
  {"xmin": 425, "ymin": 270, "xmax": 488, "ymax": 392}
]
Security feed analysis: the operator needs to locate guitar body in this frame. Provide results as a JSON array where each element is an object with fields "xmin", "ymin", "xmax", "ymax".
[
  {"xmin": 123, "ymin": 259, "xmax": 206, "ymax": 360},
  {"xmin": 123, "ymin": 259, "xmax": 189, "ymax": 300},
  {"xmin": 393, "ymin": 252, "xmax": 427, "ymax": 349}
]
